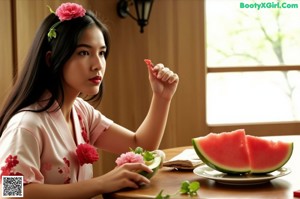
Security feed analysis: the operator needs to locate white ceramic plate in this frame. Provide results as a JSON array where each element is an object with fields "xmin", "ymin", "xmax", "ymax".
[{"xmin": 193, "ymin": 165, "xmax": 291, "ymax": 185}]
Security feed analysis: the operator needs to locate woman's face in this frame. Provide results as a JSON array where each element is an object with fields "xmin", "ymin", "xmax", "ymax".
[{"xmin": 62, "ymin": 25, "xmax": 106, "ymax": 97}]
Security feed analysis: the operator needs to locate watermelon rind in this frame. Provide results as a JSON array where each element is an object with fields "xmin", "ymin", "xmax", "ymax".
[
  {"xmin": 139, "ymin": 156, "xmax": 162, "ymax": 179},
  {"xmin": 192, "ymin": 138, "xmax": 250, "ymax": 175}
]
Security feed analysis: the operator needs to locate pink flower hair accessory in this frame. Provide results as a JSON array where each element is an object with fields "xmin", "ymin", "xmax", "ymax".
[
  {"xmin": 76, "ymin": 143, "xmax": 99, "ymax": 166},
  {"xmin": 47, "ymin": 3, "xmax": 86, "ymax": 41},
  {"xmin": 55, "ymin": 3, "xmax": 86, "ymax": 21}
]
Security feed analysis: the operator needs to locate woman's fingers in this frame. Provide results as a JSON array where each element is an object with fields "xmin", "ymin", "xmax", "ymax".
[
  {"xmin": 119, "ymin": 163, "xmax": 152, "ymax": 186},
  {"xmin": 168, "ymin": 73, "xmax": 179, "ymax": 83},
  {"xmin": 121, "ymin": 172, "xmax": 148, "ymax": 189},
  {"xmin": 152, "ymin": 64, "xmax": 178, "ymax": 83},
  {"xmin": 122, "ymin": 162, "xmax": 153, "ymax": 173}
]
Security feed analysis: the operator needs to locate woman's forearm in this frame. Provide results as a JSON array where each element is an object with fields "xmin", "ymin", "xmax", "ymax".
[{"xmin": 135, "ymin": 94, "xmax": 172, "ymax": 150}]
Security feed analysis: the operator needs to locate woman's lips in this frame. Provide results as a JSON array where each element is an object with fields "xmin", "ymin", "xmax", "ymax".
[{"xmin": 89, "ymin": 76, "xmax": 101, "ymax": 84}]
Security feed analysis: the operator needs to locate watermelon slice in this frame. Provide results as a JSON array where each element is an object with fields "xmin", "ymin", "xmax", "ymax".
[
  {"xmin": 192, "ymin": 129, "xmax": 293, "ymax": 174},
  {"xmin": 246, "ymin": 135, "xmax": 293, "ymax": 173},
  {"xmin": 192, "ymin": 129, "xmax": 251, "ymax": 174}
]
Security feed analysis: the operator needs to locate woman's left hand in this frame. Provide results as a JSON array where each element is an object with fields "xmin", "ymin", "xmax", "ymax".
[{"xmin": 146, "ymin": 62, "xmax": 179, "ymax": 101}]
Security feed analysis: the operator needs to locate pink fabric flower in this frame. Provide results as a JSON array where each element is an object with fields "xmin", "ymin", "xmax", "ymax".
[
  {"xmin": 41, "ymin": 162, "xmax": 52, "ymax": 173},
  {"xmin": 4, "ymin": 155, "xmax": 19, "ymax": 168},
  {"xmin": 58, "ymin": 157, "xmax": 71, "ymax": 184},
  {"xmin": 76, "ymin": 143, "xmax": 99, "ymax": 166},
  {"xmin": 56, "ymin": 2, "xmax": 86, "ymax": 21},
  {"xmin": 115, "ymin": 152, "xmax": 145, "ymax": 166},
  {"xmin": 0, "ymin": 155, "xmax": 23, "ymax": 178},
  {"xmin": 78, "ymin": 114, "xmax": 89, "ymax": 143}
]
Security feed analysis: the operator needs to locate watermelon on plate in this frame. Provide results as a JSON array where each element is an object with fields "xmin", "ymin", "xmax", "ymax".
[
  {"xmin": 192, "ymin": 129, "xmax": 293, "ymax": 174},
  {"xmin": 246, "ymin": 135, "xmax": 293, "ymax": 173},
  {"xmin": 192, "ymin": 129, "xmax": 251, "ymax": 174}
]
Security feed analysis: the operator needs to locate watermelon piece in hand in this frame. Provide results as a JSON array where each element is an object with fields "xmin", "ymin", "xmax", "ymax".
[
  {"xmin": 144, "ymin": 58, "xmax": 158, "ymax": 76},
  {"xmin": 144, "ymin": 59, "xmax": 154, "ymax": 67}
]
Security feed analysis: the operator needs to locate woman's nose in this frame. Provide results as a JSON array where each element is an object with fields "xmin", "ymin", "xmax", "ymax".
[{"xmin": 91, "ymin": 56, "xmax": 103, "ymax": 71}]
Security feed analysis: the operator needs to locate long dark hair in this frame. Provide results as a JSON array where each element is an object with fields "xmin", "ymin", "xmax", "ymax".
[{"xmin": 0, "ymin": 10, "xmax": 110, "ymax": 136}]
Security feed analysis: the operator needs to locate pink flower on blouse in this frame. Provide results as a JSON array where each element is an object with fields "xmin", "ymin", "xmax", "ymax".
[
  {"xmin": 115, "ymin": 152, "xmax": 145, "ymax": 166},
  {"xmin": 58, "ymin": 157, "xmax": 71, "ymax": 184},
  {"xmin": 41, "ymin": 162, "xmax": 52, "ymax": 173},
  {"xmin": 0, "ymin": 155, "xmax": 23, "ymax": 177},
  {"xmin": 76, "ymin": 143, "xmax": 99, "ymax": 166},
  {"xmin": 55, "ymin": 2, "xmax": 86, "ymax": 21},
  {"xmin": 78, "ymin": 114, "xmax": 89, "ymax": 143}
]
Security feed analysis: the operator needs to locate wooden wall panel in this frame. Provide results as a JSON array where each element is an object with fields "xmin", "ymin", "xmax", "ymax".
[
  {"xmin": 0, "ymin": 0, "xmax": 13, "ymax": 106},
  {"xmin": 90, "ymin": 0, "xmax": 208, "ymax": 175},
  {"xmin": 148, "ymin": 0, "xmax": 207, "ymax": 148}
]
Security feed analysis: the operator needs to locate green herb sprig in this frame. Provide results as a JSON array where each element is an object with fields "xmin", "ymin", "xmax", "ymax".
[
  {"xmin": 130, "ymin": 147, "xmax": 155, "ymax": 162},
  {"xmin": 155, "ymin": 190, "xmax": 171, "ymax": 199},
  {"xmin": 155, "ymin": 180, "xmax": 200, "ymax": 198},
  {"xmin": 180, "ymin": 180, "xmax": 200, "ymax": 196}
]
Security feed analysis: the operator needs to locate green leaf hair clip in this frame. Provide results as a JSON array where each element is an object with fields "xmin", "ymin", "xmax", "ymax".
[
  {"xmin": 47, "ymin": 21, "xmax": 61, "ymax": 42},
  {"xmin": 47, "ymin": 5, "xmax": 61, "ymax": 42}
]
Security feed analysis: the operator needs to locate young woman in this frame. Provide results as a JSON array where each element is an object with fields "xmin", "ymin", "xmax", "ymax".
[{"xmin": 0, "ymin": 3, "xmax": 179, "ymax": 199}]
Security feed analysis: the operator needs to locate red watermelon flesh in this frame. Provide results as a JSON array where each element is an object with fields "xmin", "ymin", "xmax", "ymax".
[
  {"xmin": 246, "ymin": 135, "xmax": 293, "ymax": 173},
  {"xmin": 192, "ymin": 129, "xmax": 251, "ymax": 174},
  {"xmin": 192, "ymin": 129, "xmax": 293, "ymax": 174}
]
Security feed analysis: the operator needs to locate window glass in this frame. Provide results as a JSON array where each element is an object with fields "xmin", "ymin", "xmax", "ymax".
[
  {"xmin": 207, "ymin": 71, "xmax": 300, "ymax": 124},
  {"xmin": 205, "ymin": 0, "xmax": 300, "ymax": 124},
  {"xmin": 206, "ymin": 0, "xmax": 300, "ymax": 67}
]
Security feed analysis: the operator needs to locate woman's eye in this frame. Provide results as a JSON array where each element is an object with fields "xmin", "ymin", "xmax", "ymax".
[
  {"xmin": 79, "ymin": 51, "xmax": 89, "ymax": 56},
  {"xmin": 99, "ymin": 51, "xmax": 106, "ymax": 57}
]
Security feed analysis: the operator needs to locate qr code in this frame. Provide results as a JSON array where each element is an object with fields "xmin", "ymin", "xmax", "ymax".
[{"xmin": 1, "ymin": 176, "xmax": 23, "ymax": 198}]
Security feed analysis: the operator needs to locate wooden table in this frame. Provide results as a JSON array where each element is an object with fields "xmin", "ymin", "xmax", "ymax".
[{"xmin": 103, "ymin": 135, "xmax": 300, "ymax": 199}]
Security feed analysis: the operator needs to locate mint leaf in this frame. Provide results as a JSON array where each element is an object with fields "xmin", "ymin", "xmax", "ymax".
[
  {"xmin": 155, "ymin": 190, "xmax": 170, "ymax": 199},
  {"xmin": 189, "ymin": 181, "xmax": 200, "ymax": 195},
  {"xmin": 131, "ymin": 147, "xmax": 155, "ymax": 162},
  {"xmin": 180, "ymin": 180, "xmax": 200, "ymax": 196},
  {"xmin": 180, "ymin": 180, "xmax": 190, "ymax": 194},
  {"xmin": 143, "ymin": 150, "xmax": 155, "ymax": 161},
  {"xmin": 134, "ymin": 147, "xmax": 144, "ymax": 154},
  {"xmin": 156, "ymin": 181, "xmax": 200, "ymax": 198}
]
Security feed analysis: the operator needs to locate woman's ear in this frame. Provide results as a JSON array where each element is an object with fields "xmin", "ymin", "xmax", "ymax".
[{"xmin": 45, "ymin": 51, "xmax": 52, "ymax": 67}]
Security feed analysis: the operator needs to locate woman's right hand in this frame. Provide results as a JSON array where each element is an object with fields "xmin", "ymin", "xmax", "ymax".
[{"xmin": 96, "ymin": 163, "xmax": 153, "ymax": 193}]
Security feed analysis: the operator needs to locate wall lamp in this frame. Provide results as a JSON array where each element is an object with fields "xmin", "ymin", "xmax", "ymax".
[{"xmin": 117, "ymin": 0, "xmax": 154, "ymax": 33}]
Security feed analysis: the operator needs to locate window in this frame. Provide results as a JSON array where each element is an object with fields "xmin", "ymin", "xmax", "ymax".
[{"xmin": 205, "ymin": 0, "xmax": 300, "ymax": 125}]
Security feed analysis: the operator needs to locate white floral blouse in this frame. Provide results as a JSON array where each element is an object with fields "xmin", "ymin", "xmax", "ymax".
[{"xmin": 0, "ymin": 96, "xmax": 113, "ymax": 185}]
